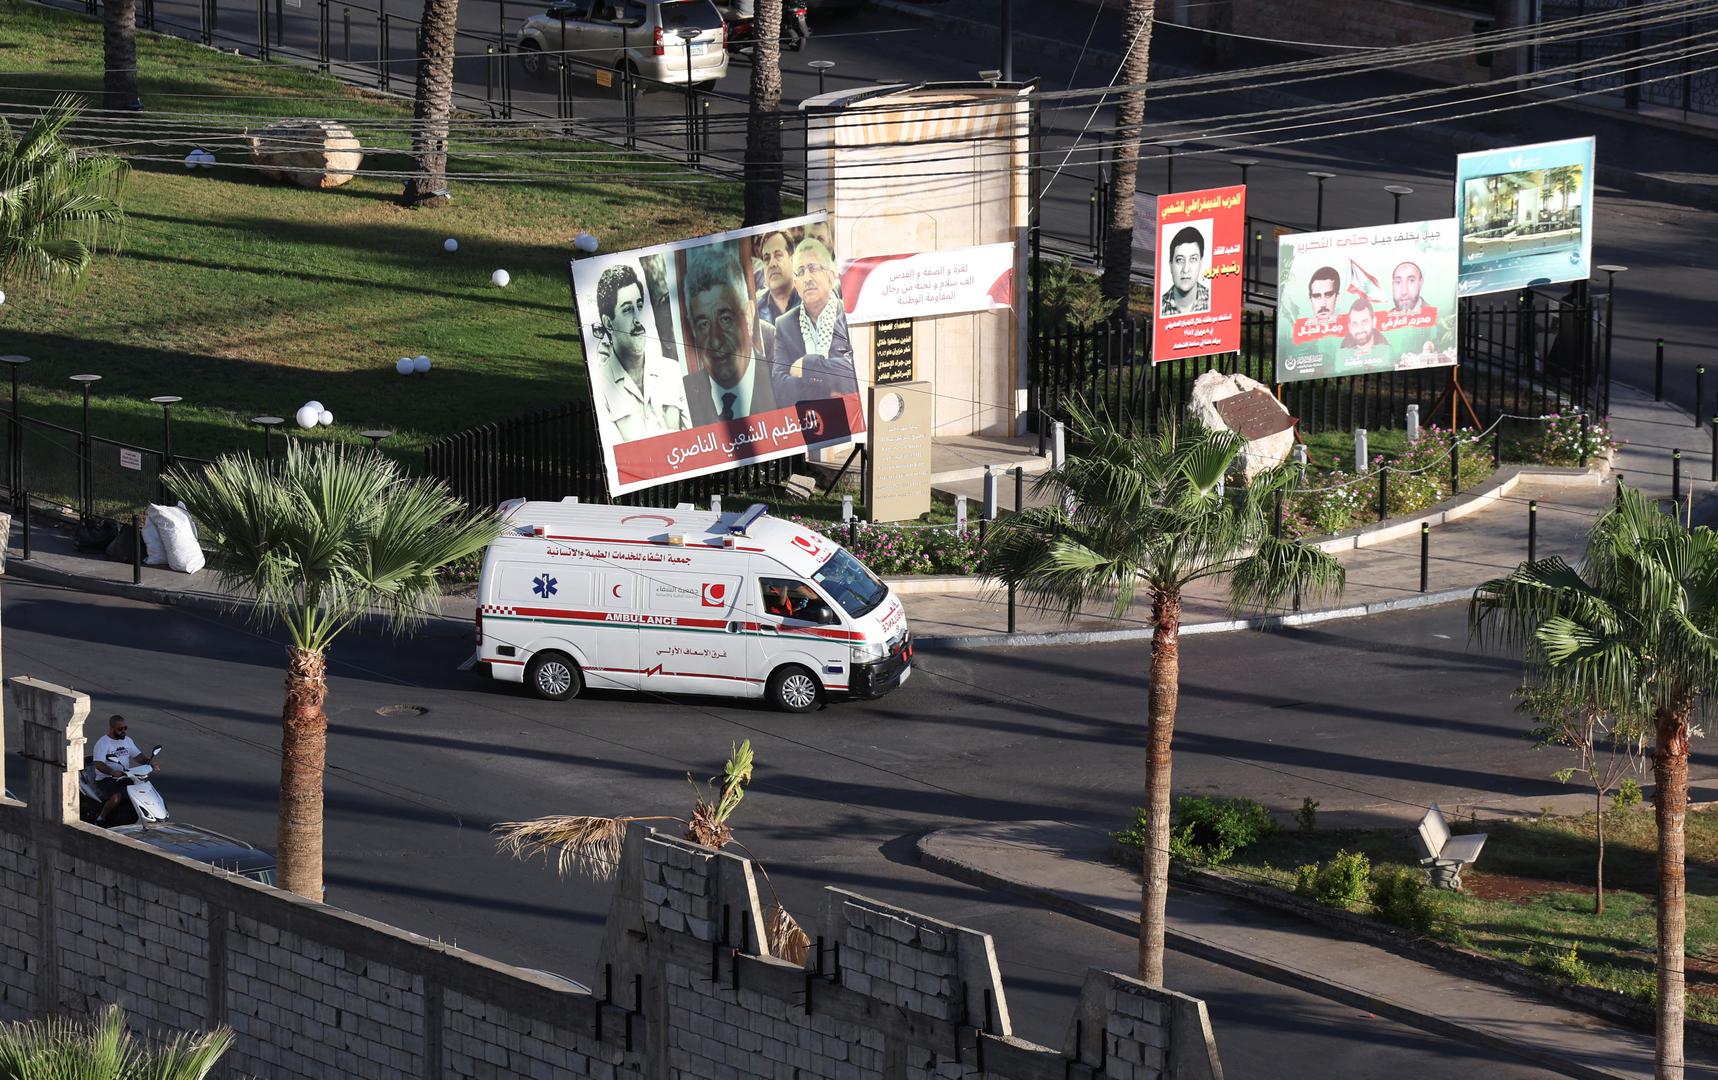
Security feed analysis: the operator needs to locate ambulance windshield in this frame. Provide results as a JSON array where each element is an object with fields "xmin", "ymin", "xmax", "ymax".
[{"xmin": 813, "ymin": 548, "xmax": 888, "ymax": 618}]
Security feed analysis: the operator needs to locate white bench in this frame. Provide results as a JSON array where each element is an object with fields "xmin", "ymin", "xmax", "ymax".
[{"xmin": 1413, "ymin": 804, "xmax": 1487, "ymax": 890}]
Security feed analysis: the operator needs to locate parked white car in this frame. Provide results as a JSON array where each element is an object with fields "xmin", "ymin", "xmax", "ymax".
[{"xmin": 514, "ymin": 0, "xmax": 728, "ymax": 89}]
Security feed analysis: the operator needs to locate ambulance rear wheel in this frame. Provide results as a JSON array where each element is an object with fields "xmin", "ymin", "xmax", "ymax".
[
  {"xmin": 767, "ymin": 665, "xmax": 821, "ymax": 713},
  {"xmin": 527, "ymin": 651, "xmax": 582, "ymax": 701}
]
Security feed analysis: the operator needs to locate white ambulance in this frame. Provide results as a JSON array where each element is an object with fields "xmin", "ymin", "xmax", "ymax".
[{"xmin": 474, "ymin": 500, "xmax": 912, "ymax": 712}]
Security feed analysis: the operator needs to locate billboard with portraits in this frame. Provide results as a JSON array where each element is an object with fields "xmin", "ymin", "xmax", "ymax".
[
  {"xmin": 1274, "ymin": 218, "xmax": 1460, "ymax": 384},
  {"xmin": 1152, "ymin": 184, "xmax": 1246, "ymax": 364},
  {"xmin": 1455, "ymin": 136, "xmax": 1595, "ymax": 298},
  {"xmin": 570, "ymin": 214, "xmax": 866, "ymax": 497}
]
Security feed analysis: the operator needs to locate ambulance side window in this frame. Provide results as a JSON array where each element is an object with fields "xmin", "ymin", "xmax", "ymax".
[
  {"xmin": 759, "ymin": 577, "xmax": 839, "ymax": 625},
  {"xmin": 501, "ymin": 565, "xmax": 591, "ymax": 605}
]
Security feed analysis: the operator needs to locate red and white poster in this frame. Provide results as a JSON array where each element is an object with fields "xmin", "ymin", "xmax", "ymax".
[
  {"xmin": 570, "ymin": 214, "xmax": 866, "ymax": 497},
  {"xmin": 1151, "ymin": 185, "xmax": 1246, "ymax": 365},
  {"xmin": 838, "ymin": 242, "xmax": 1015, "ymax": 325}
]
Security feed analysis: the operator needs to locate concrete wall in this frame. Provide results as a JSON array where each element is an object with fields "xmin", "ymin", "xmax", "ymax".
[
  {"xmin": 0, "ymin": 676, "xmax": 1223, "ymax": 1080},
  {"xmin": 1212, "ymin": 0, "xmax": 1490, "ymax": 86}
]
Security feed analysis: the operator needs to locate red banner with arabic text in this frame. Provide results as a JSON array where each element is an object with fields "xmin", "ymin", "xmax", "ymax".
[{"xmin": 1152, "ymin": 185, "xmax": 1247, "ymax": 365}]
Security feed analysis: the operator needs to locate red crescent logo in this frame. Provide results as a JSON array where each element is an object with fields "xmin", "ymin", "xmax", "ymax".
[
  {"xmin": 620, "ymin": 513, "xmax": 676, "ymax": 529},
  {"xmin": 612, "ymin": 583, "xmax": 623, "ymax": 598},
  {"xmin": 700, "ymin": 582, "xmax": 727, "ymax": 607}
]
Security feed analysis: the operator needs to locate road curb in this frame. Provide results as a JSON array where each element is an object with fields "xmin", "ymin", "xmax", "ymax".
[{"xmin": 915, "ymin": 831, "xmax": 1638, "ymax": 1080}]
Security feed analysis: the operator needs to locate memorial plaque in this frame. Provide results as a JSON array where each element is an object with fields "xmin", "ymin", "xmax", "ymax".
[
  {"xmin": 867, "ymin": 381, "xmax": 933, "ymax": 522},
  {"xmin": 1213, "ymin": 389, "xmax": 1295, "ymax": 440},
  {"xmin": 873, "ymin": 318, "xmax": 914, "ymax": 385}
]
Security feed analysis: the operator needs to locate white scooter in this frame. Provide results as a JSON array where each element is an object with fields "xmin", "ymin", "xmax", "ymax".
[{"xmin": 79, "ymin": 745, "xmax": 168, "ymax": 828}]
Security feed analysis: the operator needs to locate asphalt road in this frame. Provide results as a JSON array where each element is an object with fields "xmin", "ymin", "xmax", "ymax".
[{"xmin": 7, "ymin": 578, "xmax": 1680, "ymax": 1076}]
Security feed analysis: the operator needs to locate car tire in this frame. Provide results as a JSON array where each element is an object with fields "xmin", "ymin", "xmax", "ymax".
[
  {"xmin": 519, "ymin": 41, "xmax": 545, "ymax": 80},
  {"xmin": 526, "ymin": 651, "xmax": 583, "ymax": 701},
  {"xmin": 767, "ymin": 664, "xmax": 821, "ymax": 714}
]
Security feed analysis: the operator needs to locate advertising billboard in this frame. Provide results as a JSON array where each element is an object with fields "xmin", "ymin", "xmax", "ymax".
[
  {"xmin": 1275, "ymin": 218, "xmax": 1460, "ymax": 384},
  {"xmin": 1152, "ymin": 184, "xmax": 1246, "ymax": 364},
  {"xmin": 1455, "ymin": 136, "xmax": 1595, "ymax": 297},
  {"xmin": 570, "ymin": 214, "xmax": 866, "ymax": 497}
]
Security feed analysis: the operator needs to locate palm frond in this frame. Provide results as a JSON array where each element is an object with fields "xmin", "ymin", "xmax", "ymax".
[
  {"xmin": 764, "ymin": 904, "xmax": 811, "ymax": 966},
  {"xmin": 491, "ymin": 815, "xmax": 679, "ymax": 882}
]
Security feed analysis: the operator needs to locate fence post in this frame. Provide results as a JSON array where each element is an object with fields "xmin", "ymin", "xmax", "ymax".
[
  {"xmin": 1377, "ymin": 463, "xmax": 1388, "ymax": 522},
  {"xmin": 1699, "ymin": 367, "xmax": 1707, "ymax": 428},
  {"xmin": 256, "ymin": 0, "xmax": 268, "ymax": 60},
  {"xmin": 19, "ymin": 494, "xmax": 29, "ymax": 561},
  {"xmin": 955, "ymin": 495, "xmax": 967, "ymax": 536},
  {"xmin": 1353, "ymin": 428, "xmax": 1368, "ymax": 475},
  {"xmin": 1711, "ymin": 417, "xmax": 1718, "ymax": 482},
  {"xmin": 1528, "ymin": 500, "xmax": 1537, "ymax": 563},
  {"xmin": 1406, "ymin": 403, "xmax": 1420, "ymax": 442},
  {"xmin": 1656, "ymin": 338, "xmax": 1665, "ymax": 401},
  {"xmin": 1449, "ymin": 440, "xmax": 1460, "ymax": 496},
  {"xmin": 1013, "ymin": 465, "xmax": 1024, "ymax": 515},
  {"xmin": 1673, "ymin": 448, "xmax": 1683, "ymax": 508},
  {"xmin": 1420, "ymin": 522, "xmax": 1429, "ymax": 593},
  {"xmin": 343, "ymin": 7, "xmax": 350, "ymax": 62},
  {"xmin": 131, "ymin": 514, "xmax": 142, "ymax": 584},
  {"xmin": 1052, "ymin": 422, "xmax": 1066, "ymax": 469},
  {"xmin": 982, "ymin": 466, "xmax": 997, "ymax": 521},
  {"xmin": 378, "ymin": 10, "xmax": 389, "ymax": 90}
]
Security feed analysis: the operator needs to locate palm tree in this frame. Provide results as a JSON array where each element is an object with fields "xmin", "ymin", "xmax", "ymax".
[
  {"xmin": 1472, "ymin": 484, "xmax": 1718, "ymax": 1079},
  {"xmin": 0, "ymin": 1003, "xmax": 230, "ymax": 1078},
  {"xmin": 0, "ymin": 96, "xmax": 128, "ymax": 292},
  {"xmin": 102, "ymin": 0, "xmax": 142, "ymax": 112},
  {"xmin": 983, "ymin": 411, "xmax": 1345, "ymax": 983},
  {"xmin": 1101, "ymin": 0, "xmax": 1155, "ymax": 303},
  {"xmin": 494, "ymin": 740, "xmax": 811, "ymax": 963},
  {"xmin": 401, "ymin": 0, "xmax": 460, "ymax": 206},
  {"xmin": 742, "ymin": 0, "xmax": 784, "ymax": 226},
  {"xmin": 167, "ymin": 443, "xmax": 503, "ymax": 898}
]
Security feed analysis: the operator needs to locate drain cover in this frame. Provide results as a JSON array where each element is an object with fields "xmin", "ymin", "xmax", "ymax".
[{"xmin": 376, "ymin": 704, "xmax": 428, "ymax": 718}]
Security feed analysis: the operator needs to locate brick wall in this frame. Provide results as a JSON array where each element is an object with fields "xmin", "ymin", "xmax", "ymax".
[{"xmin": 0, "ymin": 676, "xmax": 1225, "ymax": 1080}]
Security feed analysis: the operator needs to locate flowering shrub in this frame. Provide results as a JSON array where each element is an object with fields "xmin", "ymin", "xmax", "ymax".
[
  {"xmin": 1285, "ymin": 426, "xmax": 1495, "ymax": 539},
  {"xmin": 789, "ymin": 515, "xmax": 986, "ymax": 576},
  {"xmin": 1531, "ymin": 412, "xmax": 1619, "ymax": 466}
]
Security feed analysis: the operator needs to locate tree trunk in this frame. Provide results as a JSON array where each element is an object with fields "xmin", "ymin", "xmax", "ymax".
[
  {"xmin": 742, "ymin": 0, "xmax": 784, "ymax": 226},
  {"xmin": 1100, "ymin": 0, "xmax": 1154, "ymax": 303},
  {"xmin": 401, "ymin": 0, "xmax": 460, "ymax": 207},
  {"xmin": 102, "ymin": 0, "xmax": 141, "ymax": 111},
  {"xmin": 1139, "ymin": 587, "xmax": 1180, "ymax": 985},
  {"xmin": 1653, "ymin": 703, "xmax": 1690, "ymax": 1080},
  {"xmin": 1595, "ymin": 784, "xmax": 1605, "ymax": 915},
  {"xmin": 278, "ymin": 647, "xmax": 329, "ymax": 899}
]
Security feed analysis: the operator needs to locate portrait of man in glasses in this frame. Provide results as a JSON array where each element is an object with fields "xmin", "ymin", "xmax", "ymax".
[{"xmin": 769, "ymin": 237, "xmax": 859, "ymax": 407}]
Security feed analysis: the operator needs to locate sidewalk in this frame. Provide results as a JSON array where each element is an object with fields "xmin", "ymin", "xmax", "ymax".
[
  {"xmin": 4, "ymin": 387, "xmax": 1709, "ymax": 649},
  {"xmin": 918, "ymin": 819, "xmax": 1718, "ymax": 1080}
]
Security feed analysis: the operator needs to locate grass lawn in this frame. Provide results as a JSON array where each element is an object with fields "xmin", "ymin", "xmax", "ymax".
[
  {"xmin": 1181, "ymin": 806, "xmax": 1718, "ymax": 1020},
  {"xmin": 0, "ymin": 0, "xmax": 744, "ymax": 463}
]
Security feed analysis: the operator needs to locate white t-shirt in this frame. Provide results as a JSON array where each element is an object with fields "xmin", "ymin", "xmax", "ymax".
[{"xmin": 91, "ymin": 734, "xmax": 141, "ymax": 778}]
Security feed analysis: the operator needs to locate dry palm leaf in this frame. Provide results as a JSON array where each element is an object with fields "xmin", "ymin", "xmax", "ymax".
[
  {"xmin": 492, "ymin": 815, "xmax": 680, "ymax": 881},
  {"xmin": 765, "ymin": 904, "xmax": 811, "ymax": 966}
]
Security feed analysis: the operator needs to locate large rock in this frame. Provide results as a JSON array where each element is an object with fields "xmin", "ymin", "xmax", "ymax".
[
  {"xmin": 247, "ymin": 120, "xmax": 362, "ymax": 189},
  {"xmin": 1188, "ymin": 370, "xmax": 1297, "ymax": 482}
]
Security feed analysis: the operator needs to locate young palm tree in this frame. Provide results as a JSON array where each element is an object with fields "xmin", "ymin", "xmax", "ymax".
[
  {"xmin": 983, "ymin": 410, "xmax": 1345, "ymax": 984},
  {"xmin": 494, "ymin": 740, "xmax": 811, "ymax": 963},
  {"xmin": 102, "ymin": 0, "xmax": 142, "ymax": 112},
  {"xmin": 1472, "ymin": 484, "xmax": 1718, "ymax": 1079},
  {"xmin": 167, "ymin": 443, "xmax": 503, "ymax": 899},
  {"xmin": 1101, "ymin": 0, "xmax": 1155, "ymax": 302},
  {"xmin": 0, "ymin": 96, "xmax": 128, "ymax": 291},
  {"xmin": 742, "ymin": 0, "xmax": 784, "ymax": 226},
  {"xmin": 401, "ymin": 0, "xmax": 460, "ymax": 206},
  {"xmin": 0, "ymin": 1003, "xmax": 230, "ymax": 1079}
]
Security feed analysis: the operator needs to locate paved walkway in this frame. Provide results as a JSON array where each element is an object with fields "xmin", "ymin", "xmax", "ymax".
[{"xmin": 919, "ymin": 820, "xmax": 1718, "ymax": 1080}]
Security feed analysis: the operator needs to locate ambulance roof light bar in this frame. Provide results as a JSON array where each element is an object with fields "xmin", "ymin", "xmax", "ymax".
[{"xmin": 729, "ymin": 503, "xmax": 769, "ymax": 536}]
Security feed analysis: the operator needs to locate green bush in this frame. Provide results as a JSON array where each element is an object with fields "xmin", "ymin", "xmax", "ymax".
[
  {"xmin": 1294, "ymin": 849, "xmax": 1372, "ymax": 908},
  {"xmin": 1369, "ymin": 865, "xmax": 1447, "ymax": 935},
  {"xmin": 1530, "ymin": 941, "xmax": 1591, "ymax": 984},
  {"xmin": 1296, "ymin": 797, "xmax": 1319, "ymax": 833},
  {"xmin": 1113, "ymin": 796, "xmax": 1277, "ymax": 867}
]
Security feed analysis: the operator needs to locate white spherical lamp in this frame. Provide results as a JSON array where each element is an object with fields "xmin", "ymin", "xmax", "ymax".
[
  {"xmin": 396, "ymin": 357, "xmax": 415, "ymax": 375},
  {"xmin": 304, "ymin": 400, "xmax": 324, "ymax": 415},
  {"xmin": 294, "ymin": 404, "xmax": 320, "ymax": 429},
  {"xmin": 319, "ymin": 410, "xmax": 334, "ymax": 427},
  {"xmin": 574, "ymin": 232, "xmax": 599, "ymax": 254},
  {"xmin": 491, "ymin": 269, "xmax": 511, "ymax": 288},
  {"xmin": 184, "ymin": 151, "xmax": 200, "ymax": 169},
  {"xmin": 443, "ymin": 238, "xmax": 458, "ymax": 253},
  {"xmin": 413, "ymin": 355, "xmax": 431, "ymax": 374}
]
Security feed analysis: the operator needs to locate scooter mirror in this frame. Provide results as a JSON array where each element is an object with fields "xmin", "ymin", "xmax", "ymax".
[{"xmin": 150, "ymin": 745, "xmax": 164, "ymax": 757}]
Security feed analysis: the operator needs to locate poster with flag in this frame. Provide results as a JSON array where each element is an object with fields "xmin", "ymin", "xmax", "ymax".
[
  {"xmin": 1274, "ymin": 218, "xmax": 1460, "ymax": 384},
  {"xmin": 838, "ymin": 242, "xmax": 1015, "ymax": 324}
]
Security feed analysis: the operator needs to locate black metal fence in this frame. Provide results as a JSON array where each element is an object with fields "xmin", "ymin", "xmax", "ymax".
[
  {"xmin": 423, "ymin": 398, "xmax": 801, "ymax": 510},
  {"xmin": 1029, "ymin": 293, "xmax": 1611, "ymax": 439}
]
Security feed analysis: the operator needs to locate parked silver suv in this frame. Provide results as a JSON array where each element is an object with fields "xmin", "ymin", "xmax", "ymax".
[{"xmin": 515, "ymin": 0, "xmax": 728, "ymax": 89}]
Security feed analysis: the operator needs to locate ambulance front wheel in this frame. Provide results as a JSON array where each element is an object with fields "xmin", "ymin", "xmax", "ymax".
[
  {"xmin": 527, "ymin": 651, "xmax": 583, "ymax": 701},
  {"xmin": 767, "ymin": 665, "xmax": 822, "ymax": 713}
]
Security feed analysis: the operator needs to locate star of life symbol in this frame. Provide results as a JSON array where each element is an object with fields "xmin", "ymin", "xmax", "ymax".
[{"xmin": 532, "ymin": 574, "xmax": 558, "ymax": 598}]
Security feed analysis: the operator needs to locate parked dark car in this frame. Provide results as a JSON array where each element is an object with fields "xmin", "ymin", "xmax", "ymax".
[{"xmin": 114, "ymin": 821, "xmax": 278, "ymax": 887}]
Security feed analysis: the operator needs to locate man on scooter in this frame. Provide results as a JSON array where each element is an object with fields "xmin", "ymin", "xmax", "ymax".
[{"xmin": 90, "ymin": 714, "xmax": 156, "ymax": 826}]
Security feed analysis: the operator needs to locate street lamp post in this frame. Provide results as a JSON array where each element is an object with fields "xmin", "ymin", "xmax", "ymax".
[
  {"xmin": 1596, "ymin": 264, "xmax": 1627, "ymax": 415},
  {"xmin": 359, "ymin": 429, "xmax": 394, "ymax": 449},
  {"xmin": 1384, "ymin": 184, "xmax": 1414, "ymax": 225},
  {"xmin": 150, "ymin": 395, "xmax": 183, "ymax": 503},
  {"xmin": 999, "ymin": 0, "xmax": 1012, "ymax": 82},
  {"xmin": 1307, "ymin": 171, "xmax": 1336, "ymax": 231},
  {"xmin": 250, "ymin": 415, "xmax": 285, "ymax": 462},
  {"xmin": 1231, "ymin": 157, "xmax": 1259, "ymax": 187},
  {"xmin": 1159, "ymin": 139, "xmax": 1186, "ymax": 195},
  {"xmin": 69, "ymin": 374, "xmax": 100, "ymax": 522}
]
